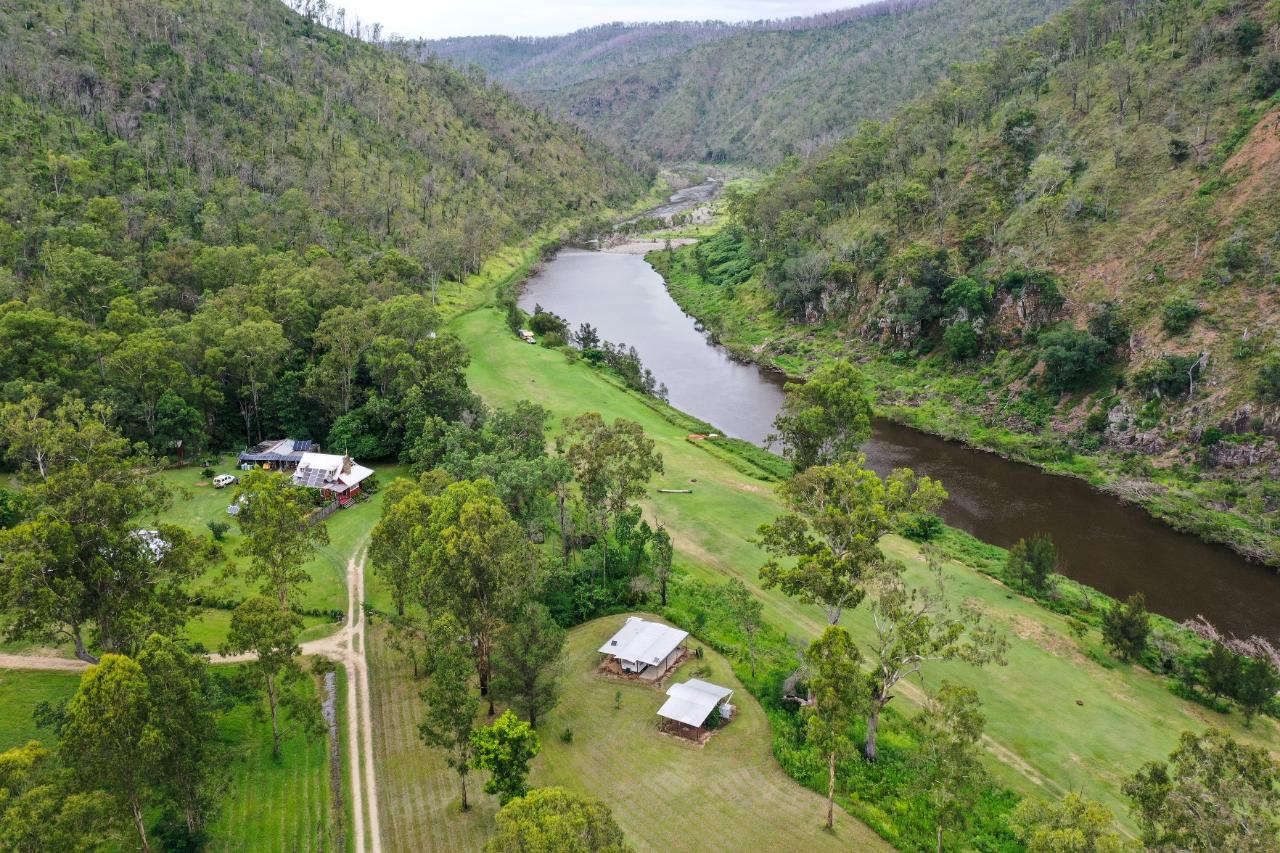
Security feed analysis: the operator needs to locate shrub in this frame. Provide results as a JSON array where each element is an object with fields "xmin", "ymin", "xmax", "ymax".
[
  {"xmin": 943, "ymin": 322, "xmax": 981, "ymax": 361},
  {"xmin": 1133, "ymin": 355, "xmax": 1203, "ymax": 399},
  {"xmin": 528, "ymin": 305, "xmax": 568, "ymax": 336},
  {"xmin": 1231, "ymin": 18, "xmax": 1264, "ymax": 55},
  {"xmin": 559, "ymin": 727, "xmax": 573, "ymax": 744},
  {"xmin": 1039, "ymin": 328, "xmax": 1109, "ymax": 391},
  {"xmin": 1168, "ymin": 137, "xmax": 1192, "ymax": 163},
  {"xmin": 1256, "ymin": 359, "xmax": 1280, "ymax": 404},
  {"xmin": 201, "ymin": 467, "xmax": 215, "ymax": 479},
  {"xmin": 1102, "ymin": 593, "xmax": 1151, "ymax": 661},
  {"xmin": 1005, "ymin": 533, "xmax": 1058, "ymax": 592},
  {"xmin": 1251, "ymin": 54, "xmax": 1280, "ymax": 99},
  {"xmin": 1160, "ymin": 297, "xmax": 1201, "ymax": 334},
  {"xmin": 1087, "ymin": 301, "xmax": 1130, "ymax": 347},
  {"xmin": 902, "ymin": 513, "xmax": 944, "ymax": 542},
  {"xmin": 207, "ymin": 520, "xmax": 230, "ymax": 541}
]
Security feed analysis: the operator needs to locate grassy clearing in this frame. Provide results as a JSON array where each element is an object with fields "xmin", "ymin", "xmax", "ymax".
[
  {"xmin": 207, "ymin": 663, "xmax": 343, "ymax": 852},
  {"xmin": 368, "ymin": 620, "xmax": 497, "ymax": 853},
  {"xmin": 453, "ymin": 303, "xmax": 1279, "ymax": 826},
  {"xmin": 367, "ymin": 614, "xmax": 887, "ymax": 851},
  {"xmin": 0, "ymin": 461, "xmax": 409, "ymax": 658},
  {"xmin": 0, "ymin": 664, "xmax": 345, "ymax": 851},
  {"xmin": 0, "ymin": 668, "xmax": 79, "ymax": 751},
  {"xmin": 533, "ymin": 616, "xmax": 889, "ymax": 850}
]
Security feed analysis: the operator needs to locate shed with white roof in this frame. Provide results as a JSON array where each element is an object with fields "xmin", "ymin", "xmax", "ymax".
[
  {"xmin": 597, "ymin": 616, "xmax": 688, "ymax": 678},
  {"xmin": 656, "ymin": 678, "xmax": 735, "ymax": 729}
]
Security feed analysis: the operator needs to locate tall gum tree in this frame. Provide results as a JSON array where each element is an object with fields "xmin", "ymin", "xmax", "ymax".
[
  {"xmin": 414, "ymin": 479, "xmax": 535, "ymax": 714},
  {"xmin": 0, "ymin": 398, "xmax": 199, "ymax": 662},
  {"xmin": 757, "ymin": 457, "xmax": 946, "ymax": 624}
]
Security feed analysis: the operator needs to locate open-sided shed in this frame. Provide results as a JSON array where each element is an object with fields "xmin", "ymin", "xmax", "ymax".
[{"xmin": 657, "ymin": 678, "xmax": 734, "ymax": 730}]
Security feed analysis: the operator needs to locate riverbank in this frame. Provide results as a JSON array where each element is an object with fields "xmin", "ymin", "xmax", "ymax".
[
  {"xmin": 445, "ymin": 302, "xmax": 1277, "ymax": 833},
  {"xmin": 648, "ymin": 248, "xmax": 1280, "ymax": 572}
]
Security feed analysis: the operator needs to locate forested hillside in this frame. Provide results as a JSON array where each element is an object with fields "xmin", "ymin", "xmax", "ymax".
[
  {"xmin": 413, "ymin": 0, "xmax": 1073, "ymax": 164},
  {"xmin": 659, "ymin": 0, "xmax": 1280, "ymax": 560},
  {"xmin": 0, "ymin": 0, "xmax": 647, "ymax": 456}
]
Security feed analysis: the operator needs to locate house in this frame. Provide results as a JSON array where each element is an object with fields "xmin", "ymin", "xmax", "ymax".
[
  {"xmin": 598, "ymin": 616, "xmax": 688, "ymax": 679},
  {"xmin": 656, "ymin": 678, "xmax": 735, "ymax": 730},
  {"xmin": 238, "ymin": 438, "xmax": 317, "ymax": 471},
  {"xmin": 291, "ymin": 451, "xmax": 373, "ymax": 505}
]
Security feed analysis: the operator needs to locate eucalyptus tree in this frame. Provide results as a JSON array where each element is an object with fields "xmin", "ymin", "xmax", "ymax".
[
  {"xmin": 757, "ymin": 458, "xmax": 946, "ymax": 624},
  {"xmin": 0, "ymin": 399, "xmax": 199, "ymax": 662}
]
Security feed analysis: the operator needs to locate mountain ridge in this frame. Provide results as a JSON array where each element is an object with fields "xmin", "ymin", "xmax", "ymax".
[
  {"xmin": 411, "ymin": 0, "xmax": 1074, "ymax": 164},
  {"xmin": 654, "ymin": 0, "xmax": 1280, "ymax": 562}
]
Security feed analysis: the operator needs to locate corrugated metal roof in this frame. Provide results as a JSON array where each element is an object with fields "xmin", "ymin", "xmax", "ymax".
[
  {"xmin": 597, "ymin": 617, "xmax": 687, "ymax": 665},
  {"xmin": 657, "ymin": 679, "xmax": 734, "ymax": 727}
]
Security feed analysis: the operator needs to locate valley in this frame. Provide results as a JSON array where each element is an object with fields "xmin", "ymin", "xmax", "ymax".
[{"xmin": 0, "ymin": 0, "xmax": 1277, "ymax": 850}]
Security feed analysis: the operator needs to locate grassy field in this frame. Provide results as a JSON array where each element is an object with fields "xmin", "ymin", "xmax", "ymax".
[
  {"xmin": 452, "ymin": 304, "xmax": 1280, "ymax": 825},
  {"xmin": 368, "ymin": 615, "xmax": 888, "ymax": 851},
  {"xmin": 0, "ymin": 664, "xmax": 346, "ymax": 851},
  {"xmin": 205, "ymin": 663, "xmax": 346, "ymax": 852},
  {"xmin": 534, "ymin": 616, "xmax": 888, "ymax": 849},
  {"xmin": 369, "ymin": 620, "xmax": 497, "ymax": 852},
  {"xmin": 0, "ymin": 668, "xmax": 79, "ymax": 751},
  {"xmin": 0, "ymin": 462, "xmax": 407, "ymax": 659}
]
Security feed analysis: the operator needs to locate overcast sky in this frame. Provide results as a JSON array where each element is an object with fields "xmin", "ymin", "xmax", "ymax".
[{"xmin": 340, "ymin": 1, "xmax": 868, "ymax": 39}]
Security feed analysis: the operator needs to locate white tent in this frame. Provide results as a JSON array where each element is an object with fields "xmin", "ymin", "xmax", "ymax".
[
  {"xmin": 657, "ymin": 678, "xmax": 734, "ymax": 728},
  {"xmin": 598, "ymin": 616, "xmax": 688, "ymax": 674}
]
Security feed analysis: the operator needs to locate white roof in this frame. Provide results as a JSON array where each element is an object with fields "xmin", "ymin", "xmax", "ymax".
[
  {"xmin": 292, "ymin": 451, "xmax": 373, "ymax": 491},
  {"xmin": 597, "ymin": 617, "xmax": 688, "ymax": 665},
  {"xmin": 657, "ymin": 678, "xmax": 734, "ymax": 727}
]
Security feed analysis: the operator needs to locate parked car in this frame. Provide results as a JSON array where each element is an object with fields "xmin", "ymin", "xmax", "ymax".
[{"xmin": 212, "ymin": 474, "xmax": 239, "ymax": 489}]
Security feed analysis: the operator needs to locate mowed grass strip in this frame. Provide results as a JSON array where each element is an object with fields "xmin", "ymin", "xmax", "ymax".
[
  {"xmin": 367, "ymin": 615, "xmax": 884, "ymax": 852},
  {"xmin": 0, "ymin": 666, "xmax": 344, "ymax": 851},
  {"xmin": 208, "ymin": 665, "xmax": 339, "ymax": 852},
  {"xmin": 0, "ymin": 668, "xmax": 79, "ymax": 751},
  {"xmin": 454, "ymin": 304, "xmax": 1280, "ymax": 823},
  {"xmin": 369, "ymin": 623, "xmax": 496, "ymax": 853}
]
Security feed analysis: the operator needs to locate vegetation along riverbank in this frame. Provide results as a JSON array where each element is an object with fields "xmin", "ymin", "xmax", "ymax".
[{"xmin": 638, "ymin": 0, "xmax": 1280, "ymax": 569}]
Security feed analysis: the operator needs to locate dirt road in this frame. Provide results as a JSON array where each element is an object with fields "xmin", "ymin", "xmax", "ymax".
[{"xmin": 0, "ymin": 548, "xmax": 384, "ymax": 853}]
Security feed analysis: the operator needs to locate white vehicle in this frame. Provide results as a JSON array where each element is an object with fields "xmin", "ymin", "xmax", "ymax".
[{"xmin": 212, "ymin": 473, "xmax": 239, "ymax": 489}]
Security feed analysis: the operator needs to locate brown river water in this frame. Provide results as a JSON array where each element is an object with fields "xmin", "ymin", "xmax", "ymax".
[{"xmin": 520, "ymin": 248, "xmax": 1280, "ymax": 641}]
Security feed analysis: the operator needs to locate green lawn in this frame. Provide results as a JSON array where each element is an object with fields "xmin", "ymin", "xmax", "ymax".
[
  {"xmin": 207, "ymin": 663, "xmax": 346, "ymax": 852},
  {"xmin": 453, "ymin": 304, "xmax": 1280, "ymax": 825},
  {"xmin": 535, "ymin": 616, "xmax": 888, "ymax": 849},
  {"xmin": 369, "ymin": 616, "xmax": 888, "ymax": 851},
  {"xmin": 0, "ymin": 664, "xmax": 346, "ymax": 852},
  {"xmin": 66, "ymin": 461, "xmax": 409, "ymax": 654},
  {"xmin": 0, "ymin": 669, "xmax": 79, "ymax": 751}
]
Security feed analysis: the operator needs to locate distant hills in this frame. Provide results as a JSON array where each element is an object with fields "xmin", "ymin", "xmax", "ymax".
[
  {"xmin": 661, "ymin": 0, "xmax": 1280, "ymax": 561},
  {"xmin": 410, "ymin": 0, "xmax": 1074, "ymax": 164}
]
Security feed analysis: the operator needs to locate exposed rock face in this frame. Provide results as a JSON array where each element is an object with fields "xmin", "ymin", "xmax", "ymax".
[
  {"xmin": 1102, "ymin": 403, "xmax": 1169, "ymax": 454},
  {"xmin": 1219, "ymin": 403, "xmax": 1280, "ymax": 438},
  {"xmin": 1207, "ymin": 440, "xmax": 1278, "ymax": 469}
]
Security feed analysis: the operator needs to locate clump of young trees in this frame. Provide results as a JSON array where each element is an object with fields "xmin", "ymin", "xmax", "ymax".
[{"xmin": 370, "ymin": 404, "xmax": 669, "ymax": 810}]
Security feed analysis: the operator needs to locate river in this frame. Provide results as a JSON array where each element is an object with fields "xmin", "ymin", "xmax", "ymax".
[{"xmin": 520, "ymin": 248, "xmax": 1280, "ymax": 642}]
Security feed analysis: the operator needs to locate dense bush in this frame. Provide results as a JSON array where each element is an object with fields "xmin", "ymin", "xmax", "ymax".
[
  {"xmin": 1161, "ymin": 297, "xmax": 1201, "ymax": 334},
  {"xmin": 1133, "ymin": 355, "xmax": 1203, "ymax": 400},
  {"xmin": 1039, "ymin": 328, "xmax": 1110, "ymax": 391}
]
